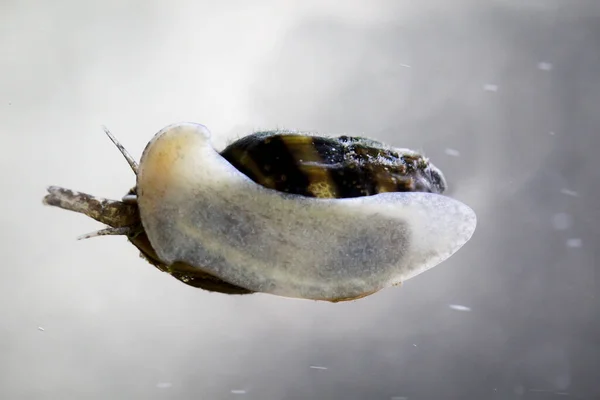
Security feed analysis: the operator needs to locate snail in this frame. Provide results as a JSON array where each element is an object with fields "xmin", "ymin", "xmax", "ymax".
[{"xmin": 43, "ymin": 123, "xmax": 477, "ymax": 302}]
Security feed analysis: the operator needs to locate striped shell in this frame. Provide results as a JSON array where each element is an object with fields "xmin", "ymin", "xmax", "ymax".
[{"xmin": 221, "ymin": 131, "xmax": 446, "ymax": 199}]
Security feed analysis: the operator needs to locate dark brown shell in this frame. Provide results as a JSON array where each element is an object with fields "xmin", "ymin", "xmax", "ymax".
[{"xmin": 221, "ymin": 131, "xmax": 446, "ymax": 199}]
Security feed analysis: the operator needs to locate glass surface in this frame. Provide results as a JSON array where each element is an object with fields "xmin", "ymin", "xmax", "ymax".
[{"xmin": 2, "ymin": 1, "xmax": 598, "ymax": 399}]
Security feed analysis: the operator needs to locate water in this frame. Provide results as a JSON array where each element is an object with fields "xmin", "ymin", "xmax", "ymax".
[{"xmin": 2, "ymin": 0, "xmax": 599, "ymax": 399}]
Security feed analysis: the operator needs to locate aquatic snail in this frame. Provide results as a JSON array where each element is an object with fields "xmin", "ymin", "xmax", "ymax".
[{"xmin": 43, "ymin": 123, "xmax": 477, "ymax": 302}]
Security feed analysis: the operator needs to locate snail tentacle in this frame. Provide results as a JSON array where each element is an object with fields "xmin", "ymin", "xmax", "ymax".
[
  {"xmin": 77, "ymin": 226, "xmax": 136, "ymax": 240},
  {"xmin": 102, "ymin": 125, "xmax": 138, "ymax": 175}
]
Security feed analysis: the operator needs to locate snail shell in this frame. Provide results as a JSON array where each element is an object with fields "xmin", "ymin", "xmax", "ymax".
[
  {"xmin": 134, "ymin": 123, "xmax": 476, "ymax": 301},
  {"xmin": 220, "ymin": 131, "xmax": 447, "ymax": 198}
]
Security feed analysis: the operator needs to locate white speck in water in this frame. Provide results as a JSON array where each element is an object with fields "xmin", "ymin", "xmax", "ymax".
[
  {"xmin": 549, "ymin": 131, "xmax": 556, "ymax": 135},
  {"xmin": 400, "ymin": 63, "xmax": 411, "ymax": 68},
  {"xmin": 156, "ymin": 382, "xmax": 172, "ymax": 389},
  {"xmin": 449, "ymin": 304, "xmax": 471, "ymax": 311},
  {"xmin": 412, "ymin": 344, "xmax": 417, "ymax": 347},
  {"xmin": 560, "ymin": 188, "xmax": 579, "ymax": 197},
  {"xmin": 529, "ymin": 389, "xmax": 570, "ymax": 396},
  {"xmin": 309, "ymin": 366, "xmax": 328, "ymax": 370},
  {"xmin": 231, "ymin": 390, "xmax": 247, "ymax": 394},
  {"xmin": 552, "ymin": 213, "xmax": 572, "ymax": 231},
  {"xmin": 38, "ymin": 327, "xmax": 45, "ymax": 331},
  {"xmin": 566, "ymin": 238, "xmax": 582, "ymax": 248},
  {"xmin": 538, "ymin": 62, "xmax": 553, "ymax": 71},
  {"xmin": 483, "ymin": 84, "xmax": 498, "ymax": 92},
  {"xmin": 444, "ymin": 148, "xmax": 461, "ymax": 157},
  {"xmin": 391, "ymin": 397, "xmax": 408, "ymax": 400}
]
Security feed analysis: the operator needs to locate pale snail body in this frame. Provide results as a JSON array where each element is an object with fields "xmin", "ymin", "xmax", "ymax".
[{"xmin": 43, "ymin": 123, "xmax": 477, "ymax": 302}]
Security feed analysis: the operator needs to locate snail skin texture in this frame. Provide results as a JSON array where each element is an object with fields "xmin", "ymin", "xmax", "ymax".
[{"xmin": 44, "ymin": 123, "xmax": 477, "ymax": 302}]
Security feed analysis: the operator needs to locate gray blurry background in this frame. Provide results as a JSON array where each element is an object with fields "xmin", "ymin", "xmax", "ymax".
[{"xmin": 2, "ymin": 0, "xmax": 599, "ymax": 399}]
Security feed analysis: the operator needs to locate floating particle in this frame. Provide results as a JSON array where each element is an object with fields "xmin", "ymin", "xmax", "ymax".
[
  {"xmin": 549, "ymin": 131, "xmax": 556, "ymax": 135},
  {"xmin": 552, "ymin": 213, "xmax": 572, "ymax": 231},
  {"xmin": 231, "ymin": 390, "xmax": 246, "ymax": 394},
  {"xmin": 400, "ymin": 64, "xmax": 412, "ymax": 68},
  {"xmin": 444, "ymin": 148, "xmax": 460, "ymax": 157},
  {"xmin": 483, "ymin": 84, "xmax": 498, "ymax": 92},
  {"xmin": 538, "ymin": 62, "xmax": 553, "ymax": 71},
  {"xmin": 391, "ymin": 397, "xmax": 408, "ymax": 400},
  {"xmin": 309, "ymin": 366, "xmax": 328, "ymax": 370},
  {"xmin": 156, "ymin": 382, "xmax": 172, "ymax": 389},
  {"xmin": 566, "ymin": 238, "xmax": 582, "ymax": 248},
  {"xmin": 38, "ymin": 327, "xmax": 45, "ymax": 331},
  {"xmin": 560, "ymin": 188, "xmax": 579, "ymax": 197},
  {"xmin": 449, "ymin": 304, "xmax": 471, "ymax": 311}
]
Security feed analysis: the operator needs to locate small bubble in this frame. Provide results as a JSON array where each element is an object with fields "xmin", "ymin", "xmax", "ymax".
[
  {"xmin": 538, "ymin": 62, "xmax": 553, "ymax": 71},
  {"xmin": 483, "ymin": 84, "xmax": 498, "ymax": 92},
  {"xmin": 552, "ymin": 213, "xmax": 572, "ymax": 231},
  {"xmin": 309, "ymin": 365, "xmax": 328, "ymax": 370},
  {"xmin": 560, "ymin": 188, "xmax": 579, "ymax": 197},
  {"xmin": 391, "ymin": 397, "xmax": 408, "ymax": 400},
  {"xmin": 549, "ymin": 131, "xmax": 556, "ymax": 135},
  {"xmin": 231, "ymin": 390, "xmax": 247, "ymax": 394},
  {"xmin": 156, "ymin": 382, "xmax": 172, "ymax": 389},
  {"xmin": 444, "ymin": 148, "xmax": 461, "ymax": 157},
  {"xmin": 449, "ymin": 304, "xmax": 471, "ymax": 311},
  {"xmin": 566, "ymin": 238, "xmax": 582, "ymax": 248}
]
